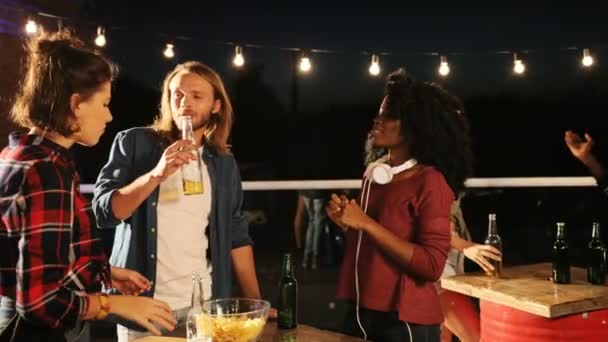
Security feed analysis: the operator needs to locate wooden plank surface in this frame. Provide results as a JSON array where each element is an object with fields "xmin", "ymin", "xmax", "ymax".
[
  {"xmin": 135, "ymin": 321, "xmax": 363, "ymax": 342},
  {"xmin": 133, "ymin": 338, "xmax": 182, "ymax": 342},
  {"xmin": 440, "ymin": 262, "xmax": 608, "ymax": 318}
]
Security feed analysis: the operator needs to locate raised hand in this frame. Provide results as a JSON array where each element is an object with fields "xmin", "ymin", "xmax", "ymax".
[{"xmin": 564, "ymin": 130, "xmax": 594, "ymax": 163}]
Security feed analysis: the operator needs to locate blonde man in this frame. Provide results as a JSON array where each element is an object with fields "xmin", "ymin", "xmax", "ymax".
[{"xmin": 93, "ymin": 61, "xmax": 263, "ymax": 341}]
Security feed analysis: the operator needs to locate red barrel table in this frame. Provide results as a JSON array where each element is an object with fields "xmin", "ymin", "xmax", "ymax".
[{"xmin": 441, "ymin": 263, "xmax": 608, "ymax": 342}]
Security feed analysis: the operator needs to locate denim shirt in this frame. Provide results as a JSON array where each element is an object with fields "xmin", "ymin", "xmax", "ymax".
[{"xmin": 93, "ymin": 128, "xmax": 252, "ymax": 305}]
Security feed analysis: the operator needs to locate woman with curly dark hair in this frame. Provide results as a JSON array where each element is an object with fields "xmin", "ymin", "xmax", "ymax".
[{"xmin": 327, "ymin": 68, "xmax": 473, "ymax": 342}]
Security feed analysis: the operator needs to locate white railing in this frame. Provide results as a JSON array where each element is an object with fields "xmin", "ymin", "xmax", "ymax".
[{"xmin": 78, "ymin": 177, "xmax": 597, "ymax": 193}]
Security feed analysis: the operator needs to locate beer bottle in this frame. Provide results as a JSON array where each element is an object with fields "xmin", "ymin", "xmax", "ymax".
[
  {"xmin": 587, "ymin": 222, "xmax": 606, "ymax": 285},
  {"xmin": 278, "ymin": 253, "xmax": 298, "ymax": 329},
  {"xmin": 484, "ymin": 213, "xmax": 502, "ymax": 277},
  {"xmin": 552, "ymin": 222, "xmax": 570, "ymax": 284},
  {"xmin": 180, "ymin": 116, "xmax": 204, "ymax": 195},
  {"xmin": 186, "ymin": 274, "xmax": 209, "ymax": 341}
]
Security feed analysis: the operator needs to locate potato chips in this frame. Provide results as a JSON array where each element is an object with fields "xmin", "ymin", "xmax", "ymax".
[{"xmin": 197, "ymin": 314, "xmax": 266, "ymax": 342}]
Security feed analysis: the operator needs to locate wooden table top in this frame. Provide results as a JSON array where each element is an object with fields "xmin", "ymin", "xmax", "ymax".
[
  {"xmin": 440, "ymin": 262, "xmax": 608, "ymax": 318},
  {"xmin": 135, "ymin": 321, "xmax": 363, "ymax": 342}
]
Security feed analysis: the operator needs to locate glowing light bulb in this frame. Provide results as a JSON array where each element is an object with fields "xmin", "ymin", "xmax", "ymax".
[
  {"xmin": 514, "ymin": 61, "xmax": 525, "ymax": 74},
  {"xmin": 94, "ymin": 27, "xmax": 106, "ymax": 47},
  {"xmin": 233, "ymin": 46, "xmax": 245, "ymax": 67},
  {"xmin": 513, "ymin": 54, "xmax": 525, "ymax": 75},
  {"xmin": 438, "ymin": 56, "xmax": 450, "ymax": 76},
  {"xmin": 369, "ymin": 54, "xmax": 380, "ymax": 76},
  {"xmin": 163, "ymin": 43, "xmax": 175, "ymax": 59},
  {"xmin": 299, "ymin": 57, "xmax": 312, "ymax": 73},
  {"xmin": 582, "ymin": 48, "xmax": 594, "ymax": 67},
  {"xmin": 25, "ymin": 19, "xmax": 38, "ymax": 35}
]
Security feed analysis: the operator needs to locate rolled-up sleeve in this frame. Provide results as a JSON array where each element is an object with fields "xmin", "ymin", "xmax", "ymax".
[
  {"xmin": 93, "ymin": 131, "xmax": 133, "ymax": 228},
  {"xmin": 229, "ymin": 157, "xmax": 253, "ymax": 249},
  {"xmin": 407, "ymin": 174, "xmax": 454, "ymax": 282}
]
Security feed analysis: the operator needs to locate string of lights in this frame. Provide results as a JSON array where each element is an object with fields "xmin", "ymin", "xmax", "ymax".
[{"xmin": 4, "ymin": 4, "xmax": 602, "ymax": 78}]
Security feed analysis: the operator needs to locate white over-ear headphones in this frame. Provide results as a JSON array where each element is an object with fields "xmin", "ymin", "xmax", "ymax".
[
  {"xmin": 364, "ymin": 155, "xmax": 418, "ymax": 184},
  {"xmin": 356, "ymin": 153, "xmax": 417, "ymax": 341}
]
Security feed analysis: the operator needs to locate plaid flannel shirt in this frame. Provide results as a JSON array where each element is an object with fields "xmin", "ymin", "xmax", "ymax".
[{"xmin": 0, "ymin": 133, "xmax": 111, "ymax": 329}]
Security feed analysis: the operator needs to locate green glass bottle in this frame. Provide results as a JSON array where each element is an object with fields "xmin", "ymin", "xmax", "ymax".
[
  {"xmin": 277, "ymin": 253, "xmax": 298, "ymax": 329},
  {"xmin": 552, "ymin": 222, "xmax": 570, "ymax": 284},
  {"xmin": 587, "ymin": 222, "xmax": 606, "ymax": 285}
]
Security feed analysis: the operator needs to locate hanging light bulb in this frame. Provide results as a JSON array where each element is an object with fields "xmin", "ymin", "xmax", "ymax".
[
  {"xmin": 25, "ymin": 19, "xmax": 38, "ymax": 35},
  {"xmin": 513, "ymin": 53, "xmax": 526, "ymax": 75},
  {"xmin": 94, "ymin": 26, "xmax": 106, "ymax": 47},
  {"xmin": 582, "ymin": 48, "xmax": 594, "ymax": 67},
  {"xmin": 438, "ymin": 55, "xmax": 450, "ymax": 76},
  {"xmin": 299, "ymin": 56, "xmax": 312, "ymax": 73},
  {"xmin": 233, "ymin": 45, "xmax": 245, "ymax": 67},
  {"xmin": 368, "ymin": 54, "xmax": 381, "ymax": 76},
  {"xmin": 163, "ymin": 43, "xmax": 175, "ymax": 59}
]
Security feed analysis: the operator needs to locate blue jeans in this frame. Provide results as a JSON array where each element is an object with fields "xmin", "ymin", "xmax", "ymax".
[
  {"xmin": 303, "ymin": 197, "xmax": 325, "ymax": 258},
  {"xmin": 0, "ymin": 296, "xmax": 89, "ymax": 342},
  {"xmin": 0, "ymin": 296, "xmax": 15, "ymax": 332}
]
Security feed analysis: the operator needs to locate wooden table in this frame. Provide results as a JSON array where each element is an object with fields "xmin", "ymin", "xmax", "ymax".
[
  {"xmin": 441, "ymin": 263, "xmax": 608, "ymax": 341},
  {"xmin": 134, "ymin": 321, "xmax": 363, "ymax": 342}
]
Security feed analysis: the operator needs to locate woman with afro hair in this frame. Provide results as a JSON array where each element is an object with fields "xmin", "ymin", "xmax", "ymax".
[{"xmin": 327, "ymin": 68, "xmax": 473, "ymax": 342}]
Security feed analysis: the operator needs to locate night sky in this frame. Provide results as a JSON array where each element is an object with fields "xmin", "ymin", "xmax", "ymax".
[
  {"xmin": 83, "ymin": 1, "xmax": 608, "ymax": 98},
  {"xmin": 11, "ymin": 1, "xmax": 608, "ymax": 182}
]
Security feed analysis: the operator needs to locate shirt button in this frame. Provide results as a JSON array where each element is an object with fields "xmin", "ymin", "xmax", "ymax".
[
  {"xmin": 151, "ymin": 227, "xmax": 156, "ymax": 233},
  {"xmin": 152, "ymin": 201, "xmax": 157, "ymax": 206},
  {"xmin": 150, "ymin": 254, "xmax": 155, "ymax": 259}
]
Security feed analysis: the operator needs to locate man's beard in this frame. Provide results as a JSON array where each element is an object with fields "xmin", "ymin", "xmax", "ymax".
[
  {"xmin": 178, "ymin": 112, "xmax": 212, "ymax": 131},
  {"xmin": 192, "ymin": 117, "xmax": 209, "ymax": 131}
]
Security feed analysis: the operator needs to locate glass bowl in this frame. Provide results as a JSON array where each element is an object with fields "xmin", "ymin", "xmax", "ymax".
[{"xmin": 195, "ymin": 298, "xmax": 270, "ymax": 342}]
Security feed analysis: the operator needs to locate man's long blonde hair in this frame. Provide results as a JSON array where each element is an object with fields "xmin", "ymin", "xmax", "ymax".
[{"xmin": 151, "ymin": 61, "xmax": 233, "ymax": 154}]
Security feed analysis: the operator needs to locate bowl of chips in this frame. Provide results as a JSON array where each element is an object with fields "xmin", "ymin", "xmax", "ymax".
[{"xmin": 196, "ymin": 298, "xmax": 270, "ymax": 342}]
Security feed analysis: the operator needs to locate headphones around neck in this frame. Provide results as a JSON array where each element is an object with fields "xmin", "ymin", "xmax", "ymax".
[{"xmin": 364, "ymin": 155, "xmax": 418, "ymax": 184}]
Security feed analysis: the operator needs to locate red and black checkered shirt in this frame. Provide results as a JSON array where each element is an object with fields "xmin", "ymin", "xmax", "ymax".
[{"xmin": 0, "ymin": 133, "xmax": 111, "ymax": 328}]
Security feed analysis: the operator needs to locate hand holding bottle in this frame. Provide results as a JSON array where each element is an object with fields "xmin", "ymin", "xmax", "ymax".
[
  {"xmin": 180, "ymin": 116, "xmax": 204, "ymax": 195},
  {"xmin": 151, "ymin": 140, "xmax": 197, "ymax": 181},
  {"xmin": 463, "ymin": 244, "xmax": 502, "ymax": 273}
]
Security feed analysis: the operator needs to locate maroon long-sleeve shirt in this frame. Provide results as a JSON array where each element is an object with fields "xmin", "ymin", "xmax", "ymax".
[{"xmin": 337, "ymin": 166, "xmax": 454, "ymax": 325}]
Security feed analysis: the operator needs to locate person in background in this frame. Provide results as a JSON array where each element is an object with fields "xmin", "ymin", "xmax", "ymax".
[
  {"xmin": 294, "ymin": 189, "xmax": 329, "ymax": 269},
  {"xmin": 438, "ymin": 197, "xmax": 501, "ymax": 342},
  {"xmin": 93, "ymin": 61, "xmax": 270, "ymax": 341},
  {"xmin": 327, "ymin": 68, "xmax": 474, "ymax": 342},
  {"xmin": 0, "ymin": 29, "xmax": 175, "ymax": 342}
]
